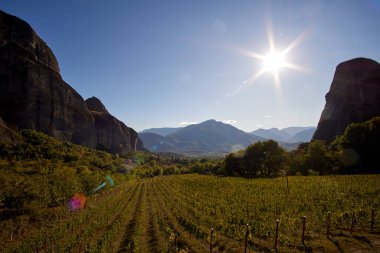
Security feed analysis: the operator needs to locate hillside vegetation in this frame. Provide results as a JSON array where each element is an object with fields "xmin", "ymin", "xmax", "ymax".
[{"xmin": 0, "ymin": 129, "xmax": 132, "ymax": 215}]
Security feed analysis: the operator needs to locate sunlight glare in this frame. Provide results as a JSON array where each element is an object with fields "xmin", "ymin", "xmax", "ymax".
[
  {"xmin": 263, "ymin": 51, "xmax": 285, "ymax": 72},
  {"xmin": 231, "ymin": 24, "xmax": 309, "ymax": 97}
]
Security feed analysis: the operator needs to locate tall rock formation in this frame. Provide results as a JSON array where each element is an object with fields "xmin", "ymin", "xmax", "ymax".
[
  {"xmin": 313, "ymin": 58, "xmax": 380, "ymax": 143},
  {"xmin": 80, "ymin": 97, "xmax": 144, "ymax": 153},
  {"xmin": 0, "ymin": 10, "xmax": 143, "ymax": 154}
]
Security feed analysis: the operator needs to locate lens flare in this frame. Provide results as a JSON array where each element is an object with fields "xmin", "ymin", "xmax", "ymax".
[
  {"xmin": 68, "ymin": 193, "xmax": 87, "ymax": 211},
  {"xmin": 106, "ymin": 175, "xmax": 115, "ymax": 186},
  {"xmin": 92, "ymin": 182, "xmax": 107, "ymax": 194}
]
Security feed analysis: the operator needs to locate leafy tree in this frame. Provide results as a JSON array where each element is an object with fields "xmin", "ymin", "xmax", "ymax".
[
  {"xmin": 223, "ymin": 140, "xmax": 286, "ymax": 178},
  {"xmin": 288, "ymin": 143, "xmax": 309, "ymax": 175},
  {"xmin": 332, "ymin": 116, "xmax": 380, "ymax": 174},
  {"xmin": 260, "ymin": 140, "xmax": 286, "ymax": 177},
  {"xmin": 224, "ymin": 153, "xmax": 241, "ymax": 176},
  {"xmin": 242, "ymin": 142, "xmax": 264, "ymax": 177},
  {"xmin": 288, "ymin": 141, "xmax": 339, "ymax": 175},
  {"xmin": 303, "ymin": 141, "xmax": 337, "ymax": 175}
]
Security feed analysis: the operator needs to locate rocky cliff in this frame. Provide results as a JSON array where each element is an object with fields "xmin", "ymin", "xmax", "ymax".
[
  {"xmin": 0, "ymin": 116, "xmax": 23, "ymax": 143},
  {"xmin": 81, "ymin": 97, "xmax": 144, "ymax": 153},
  {"xmin": 313, "ymin": 58, "xmax": 380, "ymax": 143},
  {"xmin": 0, "ymin": 10, "xmax": 143, "ymax": 154}
]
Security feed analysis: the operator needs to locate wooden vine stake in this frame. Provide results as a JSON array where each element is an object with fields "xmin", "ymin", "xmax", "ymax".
[
  {"xmin": 326, "ymin": 212, "xmax": 331, "ymax": 239},
  {"xmin": 244, "ymin": 223, "xmax": 249, "ymax": 253},
  {"xmin": 275, "ymin": 219, "xmax": 279, "ymax": 252},
  {"xmin": 350, "ymin": 212, "xmax": 355, "ymax": 234},
  {"xmin": 174, "ymin": 233, "xmax": 178, "ymax": 251},
  {"xmin": 44, "ymin": 238, "xmax": 47, "ymax": 252},
  {"xmin": 285, "ymin": 162, "xmax": 290, "ymax": 198},
  {"xmin": 209, "ymin": 228, "xmax": 214, "ymax": 253},
  {"xmin": 370, "ymin": 208, "xmax": 376, "ymax": 232},
  {"xmin": 301, "ymin": 216, "xmax": 306, "ymax": 244}
]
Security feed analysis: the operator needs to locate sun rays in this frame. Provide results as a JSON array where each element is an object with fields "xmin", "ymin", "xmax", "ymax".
[
  {"xmin": 235, "ymin": 26, "xmax": 309, "ymax": 94},
  {"xmin": 263, "ymin": 51, "xmax": 285, "ymax": 72}
]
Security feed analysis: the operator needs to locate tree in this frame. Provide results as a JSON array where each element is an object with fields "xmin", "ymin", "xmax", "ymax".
[
  {"xmin": 288, "ymin": 143, "xmax": 309, "ymax": 175},
  {"xmin": 242, "ymin": 140, "xmax": 286, "ymax": 178},
  {"xmin": 261, "ymin": 140, "xmax": 286, "ymax": 177},
  {"xmin": 303, "ymin": 141, "xmax": 338, "ymax": 175},
  {"xmin": 332, "ymin": 116, "xmax": 380, "ymax": 174},
  {"xmin": 224, "ymin": 154, "xmax": 241, "ymax": 176}
]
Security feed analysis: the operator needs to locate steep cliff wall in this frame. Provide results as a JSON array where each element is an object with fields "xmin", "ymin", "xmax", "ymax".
[
  {"xmin": 313, "ymin": 58, "xmax": 380, "ymax": 143},
  {"xmin": 0, "ymin": 10, "xmax": 143, "ymax": 154}
]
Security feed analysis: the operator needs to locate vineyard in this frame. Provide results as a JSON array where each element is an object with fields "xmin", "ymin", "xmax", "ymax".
[{"xmin": 1, "ymin": 174, "xmax": 380, "ymax": 252}]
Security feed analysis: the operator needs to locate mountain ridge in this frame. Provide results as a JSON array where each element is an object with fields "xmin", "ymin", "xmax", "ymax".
[
  {"xmin": 139, "ymin": 120, "xmax": 313, "ymax": 155},
  {"xmin": 139, "ymin": 119, "xmax": 265, "ymax": 155},
  {"xmin": 140, "ymin": 127, "xmax": 182, "ymax": 136},
  {"xmin": 249, "ymin": 126, "xmax": 316, "ymax": 143},
  {"xmin": 141, "ymin": 124, "xmax": 316, "ymax": 149}
]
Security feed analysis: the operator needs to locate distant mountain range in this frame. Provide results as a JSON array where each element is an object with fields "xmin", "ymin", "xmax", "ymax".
[
  {"xmin": 249, "ymin": 126, "xmax": 316, "ymax": 143},
  {"xmin": 139, "ymin": 120, "xmax": 315, "ymax": 155},
  {"xmin": 139, "ymin": 120, "xmax": 264, "ymax": 155},
  {"xmin": 140, "ymin": 127, "xmax": 183, "ymax": 136}
]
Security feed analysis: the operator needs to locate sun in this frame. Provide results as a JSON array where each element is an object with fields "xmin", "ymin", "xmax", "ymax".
[
  {"xmin": 233, "ymin": 27, "xmax": 308, "ymax": 94},
  {"xmin": 263, "ymin": 51, "xmax": 285, "ymax": 72}
]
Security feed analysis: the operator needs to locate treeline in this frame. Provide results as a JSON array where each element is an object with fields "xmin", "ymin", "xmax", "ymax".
[
  {"xmin": 127, "ymin": 116, "xmax": 380, "ymax": 179},
  {"xmin": 226, "ymin": 116, "xmax": 380, "ymax": 177},
  {"xmin": 132, "ymin": 158, "xmax": 224, "ymax": 178}
]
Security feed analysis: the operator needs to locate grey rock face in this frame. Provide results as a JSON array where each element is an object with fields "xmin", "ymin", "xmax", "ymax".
[
  {"xmin": 313, "ymin": 58, "xmax": 380, "ymax": 143},
  {"xmin": 0, "ymin": 10, "xmax": 143, "ymax": 154}
]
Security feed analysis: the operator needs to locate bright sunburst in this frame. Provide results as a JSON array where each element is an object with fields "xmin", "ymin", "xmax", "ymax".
[
  {"xmin": 263, "ymin": 51, "xmax": 285, "ymax": 72},
  {"xmin": 233, "ymin": 26, "xmax": 309, "ymax": 94}
]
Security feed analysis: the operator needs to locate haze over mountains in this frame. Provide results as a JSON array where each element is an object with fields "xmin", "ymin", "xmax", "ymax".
[
  {"xmin": 139, "ymin": 120, "xmax": 260, "ymax": 155},
  {"xmin": 139, "ymin": 120, "xmax": 315, "ymax": 155},
  {"xmin": 249, "ymin": 127, "xmax": 316, "ymax": 143},
  {"xmin": 140, "ymin": 127, "xmax": 183, "ymax": 137}
]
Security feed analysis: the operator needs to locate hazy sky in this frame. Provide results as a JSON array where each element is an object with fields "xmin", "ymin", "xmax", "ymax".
[{"xmin": 1, "ymin": 1, "xmax": 380, "ymax": 132}]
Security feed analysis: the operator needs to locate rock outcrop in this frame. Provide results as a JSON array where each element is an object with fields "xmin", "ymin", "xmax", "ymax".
[
  {"xmin": 313, "ymin": 58, "xmax": 380, "ymax": 143},
  {"xmin": 0, "ymin": 117, "xmax": 23, "ymax": 143},
  {"xmin": 86, "ymin": 97, "xmax": 109, "ymax": 114},
  {"xmin": 81, "ymin": 97, "xmax": 143, "ymax": 153},
  {"xmin": 0, "ymin": 10, "xmax": 143, "ymax": 154}
]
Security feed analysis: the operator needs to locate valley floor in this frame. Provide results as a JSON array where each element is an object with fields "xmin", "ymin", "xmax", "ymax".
[{"xmin": 1, "ymin": 174, "xmax": 380, "ymax": 252}]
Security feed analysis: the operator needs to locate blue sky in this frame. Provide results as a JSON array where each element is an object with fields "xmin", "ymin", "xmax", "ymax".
[{"xmin": 1, "ymin": 0, "xmax": 380, "ymax": 132}]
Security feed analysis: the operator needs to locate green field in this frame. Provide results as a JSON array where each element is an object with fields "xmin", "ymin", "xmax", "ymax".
[{"xmin": 1, "ymin": 174, "xmax": 380, "ymax": 252}]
